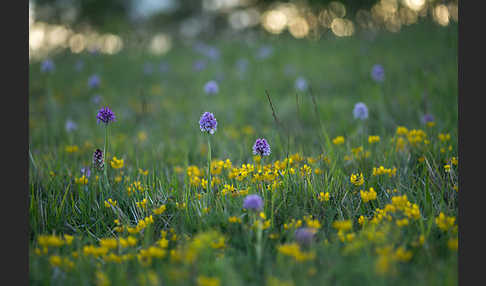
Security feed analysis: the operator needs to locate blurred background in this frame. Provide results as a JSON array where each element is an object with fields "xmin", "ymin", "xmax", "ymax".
[{"xmin": 29, "ymin": 0, "xmax": 458, "ymax": 61}]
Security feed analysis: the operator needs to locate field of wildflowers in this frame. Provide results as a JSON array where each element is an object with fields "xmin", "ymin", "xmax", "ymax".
[{"xmin": 29, "ymin": 22, "xmax": 457, "ymax": 286}]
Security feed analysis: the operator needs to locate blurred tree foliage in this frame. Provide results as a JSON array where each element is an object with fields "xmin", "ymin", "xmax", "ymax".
[{"xmin": 33, "ymin": 0, "xmax": 385, "ymax": 32}]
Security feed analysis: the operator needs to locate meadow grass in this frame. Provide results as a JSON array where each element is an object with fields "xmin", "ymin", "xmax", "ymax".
[{"xmin": 29, "ymin": 22, "xmax": 457, "ymax": 286}]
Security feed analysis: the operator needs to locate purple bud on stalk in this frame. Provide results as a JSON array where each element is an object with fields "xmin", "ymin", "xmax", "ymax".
[
  {"xmin": 199, "ymin": 112, "xmax": 217, "ymax": 135},
  {"xmin": 243, "ymin": 194, "xmax": 264, "ymax": 212},
  {"xmin": 96, "ymin": 107, "xmax": 116, "ymax": 124},
  {"xmin": 252, "ymin": 138, "xmax": 271, "ymax": 157}
]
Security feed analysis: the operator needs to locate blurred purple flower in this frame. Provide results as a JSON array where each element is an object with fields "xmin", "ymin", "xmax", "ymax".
[
  {"xmin": 81, "ymin": 166, "xmax": 91, "ymax": 178},
  {"xmin": 92, "ymin": 94, "xmax": 102, "ymax": 105},
  {"xmin": 371, "ymin": 64, "xmax": 385, "ymax": 82},
  {"xmin": 194, "ymin": 43, "xmax": 220, "ymax": 60},
  {"xmin": 199, "ymin": 112, "xmax": 217, "ymax": 135},
  {"xmin": 193, "ymin": 59, "xmax": 207, "ymax": 72},
  {"xmin": 295, "ymin": 76, "xmax": 309, "ymax": 92},
  {"xmin": 96, "ymin": 107, "xmax": 116, "ymax": 124},
  {"xmin": 422, "ymin": 113, "xmax": 435, "ymax": 124},
  {"xmin": 256, "ymin": 45, "xmax": 274, "ymax": 60},
  {"xmin": 353, "ymin": 102, "xmax": 369, "ymax": 120},
  {"xmin": 243, "ymin": 194, "xmax": 264, "ymax": 212},
  {"xmin": 88, "ymin": 74, "xmax": 101, "ymax": 89},
  {"xmin": 65, "ymin": 119, "xmax": 77, "ymax": 132},
  {"xmin": 204, "ymin": 80, "xmax": 219, "ymax": 95},
  {"xmin": 294, "ymin": 227, "xmax": 316, "ymax": 246},
  {"xmin": 252, "ymin": 138, "xmax": 271, "ymax": 157},
  {"xmin": 41, "ymin": 59, "xmax": 55, "ymax": 73}
]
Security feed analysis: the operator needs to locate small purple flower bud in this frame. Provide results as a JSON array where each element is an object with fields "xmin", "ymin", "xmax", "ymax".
[
  {"xmin": 256, "ymin": 45, "xmax": 273, "ymax": 60},
  {"xmin": 243, "ymin": 194, "xmax": 264, "ymax": 212},
  {"xmin": 65, "ymin": 119, "xmax": 77, "ymax": 132},
  {"xmin": 204, "ymin": 80, "xmax": 219, "ymax": 95},
  {"xmin": 88, "ymin": 74, "xmax": 101, "ymax": 89},
  {"xmin": 252, "ymin": 138, "xmax": 271, "ymax": 157},
  {"xmin": 92, "ymin": 94, "xmax": 102, "ymax": 105},
  {"xmin": 41, "ymin": 59, "xmax": 55, "ymax": 73},
  {"xmin": 193, "ymin": 59, "xmax": 207, "ymax": 72},
  {"xmin": 96, "ymin": 107, "xmax": 116, "ymax": 124},
  {"xmin": 199, "ymin": 112, "xmax": 217, "ymax": 135},
  {"xmin": 422, "ymin": 113, "xmax": 435, "ymax": 124},
  {"xmin": 81, "ymin": 167, "xmax": 91, "ymax": 178},
  {"xmin": 353, "ymin": 102, "xmax": 369, "ymax": 120},
  {"xmin": 295, "ymin": 76, "xmax": 308, "ymax": 92},
  {"xmin": 371, "ymin": 64, "xmax": 385, "ymax": 82},
  {"xmin": 294, "ymin": 227, "xmax": 316, "ymax": 246}
]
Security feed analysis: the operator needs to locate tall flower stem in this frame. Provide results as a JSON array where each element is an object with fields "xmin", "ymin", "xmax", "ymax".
[
  {"xmin": 207, "ymin": 136, "xmax": 212, "ymax": 200},
  {"xmin": 103, "ymin": 125, "xmax": 110, "ymax": 188},
  {"xmin": 256, "ymin": 214, "xmax": 263, "ymax": 268}
]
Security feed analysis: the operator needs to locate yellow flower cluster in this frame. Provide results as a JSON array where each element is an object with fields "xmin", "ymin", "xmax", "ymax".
[
  {"xmin": 119, "ymin": 236, "xmax": 137, "ymax": 247},
  {"xmin": 126, "ymin": 216, "xmax": 154, "ymax": 234},
  {"xmin": 350, "ymin": 173, "xmax": 364, "ymax": 186},
  {"xmin": 170, "ymin": 231, "xmax": 225, "ymax": 265},
  {"xmin": 65, "ymin": 145, "xmax": 79, "ymax": 153},
  {"xmin": 137, "ymin": 245, "xmax": 167, "ymax": 266},
  {"xmin": 395, "ymin": 126, "xmax": 408, "ymax": 135},
  {"xmin": 284, "ymin": 218, "xmax": 302, "ymax": 230},
  {"xmin": 104, "ymin": 198, "xmax": 117, "ymax": 208},
  {"xmin": 228, "ymin": 216, "xmax": 242, "ymax": 223},
  {"xmin": 332, "ymin": 220, "xmax": 354, "ymax": 242},
  {"xmin": 360, "ymin": 187, "xmax": 377, "ymax": 203},
  {"xmin": 332, "ymin": 136, "xmax": 345, "ymax": 145},
  {"xmin": 372, "ymin": 166, "xmax": 397, "ymax": 177},
  {"xmin": 303, "ymin": 215, "xmax": 321, "ymax": 229},
  {"xmin": 438, "ymin": 133, "xmax": 451, "ymax": 142},
  {"xmin": 49, "ymin": 255, "xmax": 75, "ymax": 270},
  {"xmin": 110, "ymin": 156, "xmax": 124, "ymax": 169},
  {"xmin": 435, "ymin": 212, "xmax": 456, "ymax": 232},
  {"xmin": 370, "ymin": 195, "xmax": 421, "ymax": 225},
  {"xmin": 300, "ymin": 164, "xmax": 312, "ymax": 177},
  {"xmin": 37, "ymin": 234, "xmax": 74, "ymax": 254},
  {"xmin": 127, "ymin": 181, "xmax": 144, "ymax": 196},
  {"xmin": 252, "ymin": 212, "xmax": 271, "ymax": 230},
  {"xmin": 448, "ymin": 237, "xmax": 458, "ymax": 251},
  {"xmin": 197, "ymin": 276, "xmax": 220, "ymax": 286},
  {"xmin": 406, "ymin": 129, "xmax": 427, "ymax": 145},
  {"xmin": 136, "ymin": 198, "xmax": 148, "ymax": 210},
  {"xmin": 277, "ymin": 243, "xmax": 316, "ymax": 262},
  {"xmin": 210, "ymin": 159, "xmax": 231, "ymax": 175},
  {"xmin": 375, "ymin": 245, "xmax": 413, "ymax": 275},
  {"xmin": 229, "ymin": 163, "xmax": 255, "ymax": 181},
  {"xmin": 318, "ymin": 192, "xmax": 330, "ymax": 202},
  {"xmin": 138, "ymin": 168, "xmax": 149, "ymax": 176},
  {"xmin": 187, "ymin": 165, "xmax": 203, "ymax": 186},
  {"xmin": 368, "ymin": 135, "xmax": 380, "ymax": 144},
  {"xmin": 350, "ymin": 146, "xmax": 371, "ymax": 160},
  {"xmin": 444, "ymin": 164, "xmax": 451, "ymax": 172},
  {"xmin": 75, "ymin": 175, "xmax": 88, "ymax": 185},
  {"xmin": 153, "ymin": 204, "xmax": 166, "ymax": 215}
]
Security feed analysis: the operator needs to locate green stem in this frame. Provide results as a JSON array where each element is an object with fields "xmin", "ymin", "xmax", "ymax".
[
  {"xmin": 103, "ymin": 125, "xmax": 111, "ymax": 189},
  {"xmin": 255, "ymin": 213, "xmax": 263, "ymax": 268},
  {"xmin": 207, "ymin": 136, "xmax": 212, "ymax": 201}
]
